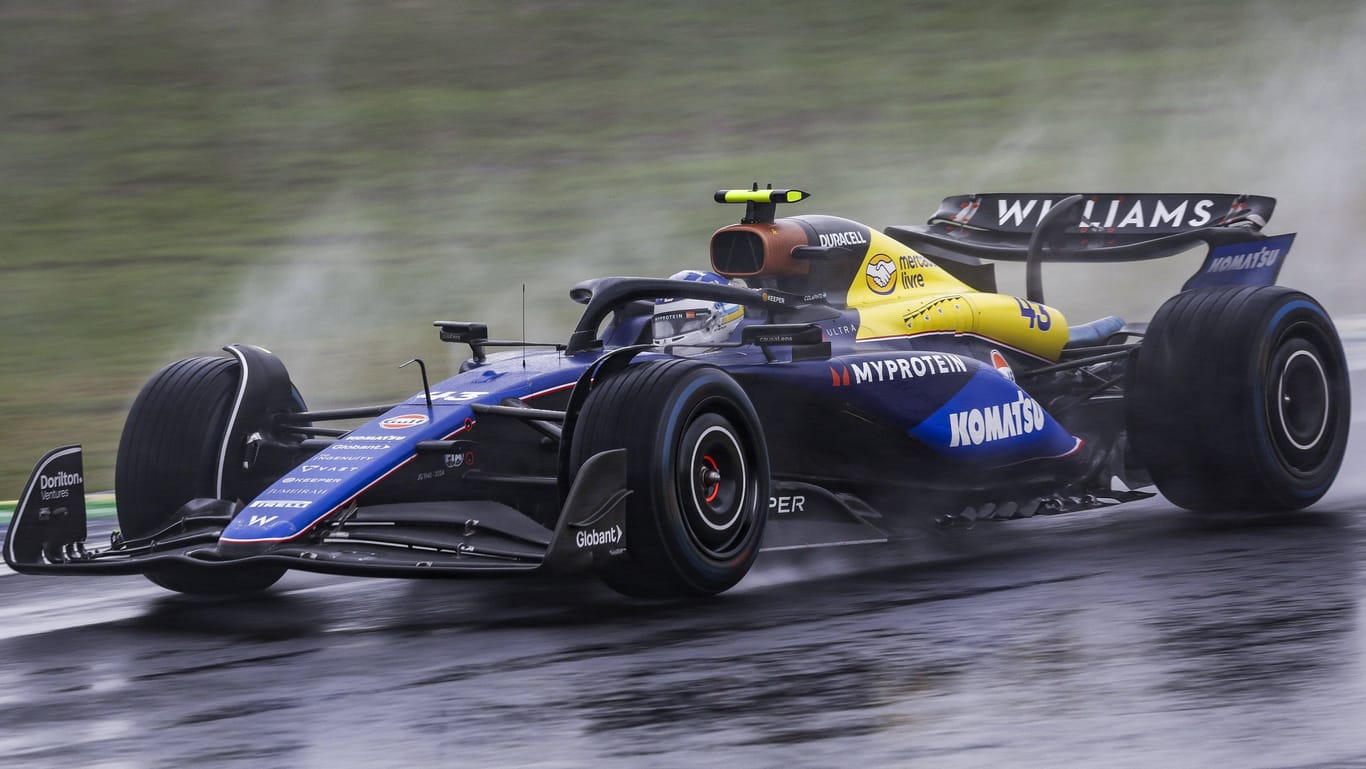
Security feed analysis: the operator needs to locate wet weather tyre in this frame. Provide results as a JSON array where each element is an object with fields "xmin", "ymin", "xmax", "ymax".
[
  {"xmin": 1128, "ymin": 286, "xmax": 1350, "ymax": 512},
  {"xmin": 116, "ymin": 356, "xmax": 286, "ymax": 595},
  {"xmin": 570, "ymin": 359, "xmax": 769, "ymax": 598}
]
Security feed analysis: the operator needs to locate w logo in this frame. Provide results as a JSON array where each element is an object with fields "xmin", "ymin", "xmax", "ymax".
[{"xmin": 248, "ymin": 514, "xmax": 279, "ymax": 527}]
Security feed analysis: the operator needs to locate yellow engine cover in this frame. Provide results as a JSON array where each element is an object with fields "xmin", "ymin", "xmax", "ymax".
[{"xmin": 846, "ymin": 232, "xmax": 1070, "ymax": 361}]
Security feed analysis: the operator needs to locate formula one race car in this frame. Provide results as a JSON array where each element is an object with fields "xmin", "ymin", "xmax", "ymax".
[{"xmin": 5, "ymin": 188, "xmax": 1351, "ymax": 598}]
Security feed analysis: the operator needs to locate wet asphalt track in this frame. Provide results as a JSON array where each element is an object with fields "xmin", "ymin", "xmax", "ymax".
[{"xmin": 3, "ymin": 330, "xmax": 1365, "ymax": 769}]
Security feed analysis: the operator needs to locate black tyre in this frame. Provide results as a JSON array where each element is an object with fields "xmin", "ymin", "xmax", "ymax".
[
  {"xmin": 1129, "ymin": 286, "xmax": 1350, "ymax": 512},
  {"xmin": 116, "ymin": 356, "xmax": 287, "ymax": 595},
  {"xmin": 570, "ymin": 359, "xmax": 769, "ymax": 598}
]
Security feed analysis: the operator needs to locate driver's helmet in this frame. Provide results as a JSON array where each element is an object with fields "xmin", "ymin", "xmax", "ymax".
[{"xmin": 653, "ymin": 270, "xmax": 745, "ymax": 348}]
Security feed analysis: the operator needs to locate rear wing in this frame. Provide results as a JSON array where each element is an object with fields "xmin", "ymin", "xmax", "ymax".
[{"xmin": 885, "ymin": 193, "xmax": 1293, "ymax": 302}]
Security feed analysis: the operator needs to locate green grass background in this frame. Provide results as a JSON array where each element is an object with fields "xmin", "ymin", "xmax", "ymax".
[{"xmin": 3, "ymin": 0, "xmax": 1364, "ymax": 496}]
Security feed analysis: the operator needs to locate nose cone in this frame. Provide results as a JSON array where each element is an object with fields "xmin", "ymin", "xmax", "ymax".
[{"xmin": 217, "ymin": 508, "xmax": 311, "ymax": 557}]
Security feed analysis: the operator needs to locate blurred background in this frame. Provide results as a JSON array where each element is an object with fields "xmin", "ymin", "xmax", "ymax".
[{"xmin": 3, "ymin": 0, "xmax": 1364, "ymax": 494}]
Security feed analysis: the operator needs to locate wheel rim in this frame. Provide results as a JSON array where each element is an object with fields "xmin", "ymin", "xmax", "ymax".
[
  {"xmin": 1265, "ymin": 329, "xmax": 1337, "ymax": 473},
  {"xmin": 677, "ymin": 417, "xmax": 751, "ymax": 557},
  {"xmin": 1277, "ymin": 348, "xmax": 1330, "ymax": 452}
]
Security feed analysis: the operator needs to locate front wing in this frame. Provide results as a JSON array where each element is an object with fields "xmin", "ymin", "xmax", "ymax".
[{"xmin": 4, "ymin": 446, "xmax": 630, "ymax": 579}]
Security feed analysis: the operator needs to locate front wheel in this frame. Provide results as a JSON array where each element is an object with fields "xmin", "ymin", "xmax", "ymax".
[
  {"xmin": 116, "ymin": 355, "xmax": 290, "ymax": 595},
  {"xmin": 1128, "ymin": 286, "xmax": 1350, "ymax": 512},
  {"xmin": 569, "ymin": 360, "xmax": 769, "ymax": 598}
]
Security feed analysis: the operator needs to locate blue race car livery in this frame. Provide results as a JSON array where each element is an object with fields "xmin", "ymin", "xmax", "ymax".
[{"xmin": 6, "ymin": 188, "xmax": 1351, "ymax": 598}]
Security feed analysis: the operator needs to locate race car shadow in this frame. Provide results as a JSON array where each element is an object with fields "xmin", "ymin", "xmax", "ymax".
[
  {"xmin": 115, "ymin": 572, "xmax": 730, "ymax": 640},
  {"xmin": 1175, "ymin": 507, "xmax": 1352, "ymax": 532},
  {"xmin": 391, "ymin": 574, "xmax": 721, "ymax": 632},
  {"xmin": 131, "ymin": 590, "xmax": 335, "ymax": 641}
]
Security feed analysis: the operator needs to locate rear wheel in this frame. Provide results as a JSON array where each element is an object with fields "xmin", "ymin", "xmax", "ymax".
[
  {"xmin": 570, "ymin": 359, "xmax": 769, "ymax": 598},
  {"xmin": 1128, "ymin": 286, "xmax": 1350, "ymax": 512},
  {"xmin": 116, "ymin": 356, "xmax": 288, "ymax": 595}
]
